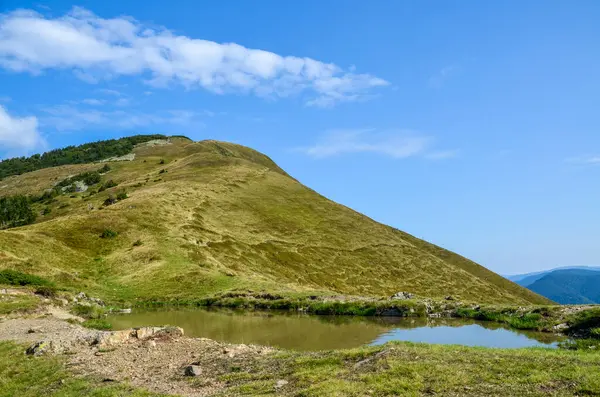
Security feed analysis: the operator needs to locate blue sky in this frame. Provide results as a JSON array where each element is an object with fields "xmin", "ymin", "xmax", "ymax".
[{"xmin": 0, "ymin": 1, "xmax": 599, "ymax": 274}]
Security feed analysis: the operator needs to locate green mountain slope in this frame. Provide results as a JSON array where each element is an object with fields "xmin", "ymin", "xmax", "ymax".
[
  {"xmin": 0, "ymin": 137, "xmax": 551, "ymax": 305},
  {"xmin": 527, "ymin": 269, "xmax": 600, "ymax": 304}
]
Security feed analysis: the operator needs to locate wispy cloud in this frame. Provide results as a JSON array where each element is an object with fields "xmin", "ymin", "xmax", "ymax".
[
  {"xmin": 81, "ymin": 98, "xmax": 105, "ymax": 106},
  {"xmin": 97, "ymin": 89, "xmax": 123, "ymax": 97},
  {"xmin": 0, "ymin": 96, "xmax": 11, "ymax": 103},
  {"xmin": 0, "ymin": 105, "xmax": 45, "ymax": 155},
  {"xmin": 566, "ymin": 156, "xmax": 600, "ymax": 165},
  {"xmin": 428, "ymin": 64, "xmax": 459, "ymax": 89},
  {"xmin": 0, "ymin": 7, "xmax": 388, "ymax": 107},
  {"xmin": 39, "ymin": 104, "xmax": 203, "ymax": 132},
  {"xmin": 299, "ymin": 129, "xmax": 456, "ymax": 160}
]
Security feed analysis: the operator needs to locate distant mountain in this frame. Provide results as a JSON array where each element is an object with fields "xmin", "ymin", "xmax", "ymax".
[
  {"xmin": 507, "ymin": 267, "xmax": 600, "ymax": 304},
  {"xmin": 506, "ymin": 266, "xmax": 600, "ymax": 287}
]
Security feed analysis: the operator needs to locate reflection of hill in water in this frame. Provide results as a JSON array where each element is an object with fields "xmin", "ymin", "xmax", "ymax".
[{"xmin": 107, "ymin": 308, "xmax": 564, "ymax": 350}]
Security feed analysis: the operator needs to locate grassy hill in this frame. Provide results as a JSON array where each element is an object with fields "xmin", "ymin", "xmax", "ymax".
[
  {"xmin": 527, "ymin": 269, "xmax": 600, "ymax": 304},
  {"xmin": 0, "ymin": 137, "xmax": 551, "ymax": 305}
]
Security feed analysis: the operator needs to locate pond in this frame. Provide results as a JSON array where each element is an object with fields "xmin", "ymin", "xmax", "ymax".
[{"xmin": 106, "ymin": 308, "xmax": 565, "ymax": 351}]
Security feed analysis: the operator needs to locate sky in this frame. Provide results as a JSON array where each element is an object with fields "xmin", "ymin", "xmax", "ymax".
[{"xmin": 0, "ymin": 1, "xmax": 599, "ymax": 275}]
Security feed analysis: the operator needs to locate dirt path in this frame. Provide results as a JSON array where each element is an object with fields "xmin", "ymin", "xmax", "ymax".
[{"xmin": 0, "ymin": 311, "xmax": 276, "ymax": 396}]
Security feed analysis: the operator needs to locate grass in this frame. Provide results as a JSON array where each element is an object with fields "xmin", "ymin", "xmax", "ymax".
[
  {"xmin": 213, "ymin": 341, "xmax": 600, "ymax": 396},
  {"xmin": 0, "ymin": 295, "xmax": 39, "ymax": 315},
  {"xmin": 0, "ymin": 138, "xmax": 551, "ymax": 307},
  {"xmin": 0, "ymin": 341, "xmax": 163, "ymax": 397},
  {"xmin": 82, "ymin": 318, "xmax": 113, "ymax": 330},
  {"xmin": 0, "ymin": 270, "xmax": 53, "ymax": 287}
]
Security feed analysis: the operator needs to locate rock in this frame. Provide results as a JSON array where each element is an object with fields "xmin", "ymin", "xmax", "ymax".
[
  {"xmin": 143, "ymin": 340, "xmax": 156, "ymax": 349},
  {"xmin": 390, "ymin": 291, "xmax": 414, "ymax": 300},
  {"xmin": 26, "ymin": 341, "xmax": 51, "ymax": 356},
  {"xmin": 95, "ymin": 330, "xmax": 134, "ymax": 348},
  {"xmin": 119, "ymin": 308, "xmax": 132, "ymax": 314},
  {"xmin": 57, "ymin": 298, "xmax": 69, "ymax": 306},
  {"xmin": 0, "ymin": 288, "xmax": 6, "ymax": 294},
  {"xmin": 553, "ymin": 323, "xmax": 569, "ymax": 331},
  {"xmin": 27, "ymin": 327, "xmax": 43, "ymax": 334},
  {"xmin": 184, "ymin": 365, "xmax": 202, "ymax": 377},
  {"xmin": 76, "ymin": 292, "xmax": 87, "ymax": 300},
  {"xmin": 135, "ymin": 326, "xmax": 184, "ymax": 340},
  {"xmin": 444, "ymin": 295, "xmax": 455, "ymax": 301},
  {"xmin": 275, "ymin": 380, "xmax": 289, "ymax": 389},
  {"xmin": 135, "ymin": 327, "xmax": 163, "ymax": 340}
]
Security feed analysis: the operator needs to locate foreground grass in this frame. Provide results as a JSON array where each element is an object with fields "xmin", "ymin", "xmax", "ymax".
[
  {"xmin": 0, "ymin": 341, "xmax": 163, "ymax": 397},
  {"xmin": 0, "ymin": 294, "xmax": 39, "ymax": 315},
  {"xmin": 218, "ymin": 342, "xmax": 600, "ymax": 396}
]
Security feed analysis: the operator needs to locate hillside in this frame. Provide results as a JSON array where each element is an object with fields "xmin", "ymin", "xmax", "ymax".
[
  {"xmin": 0, "ymin": 137, "xmax": 551, "ymax": 305},
  {"xmin": 526, "ymin": 269, "xmax": 600, "ymax": 304}
]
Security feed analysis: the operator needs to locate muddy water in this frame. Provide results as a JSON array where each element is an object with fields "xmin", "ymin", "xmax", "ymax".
[{"xmin": 106, "ymin": 308, "xmax": 565, "ymax": 351}]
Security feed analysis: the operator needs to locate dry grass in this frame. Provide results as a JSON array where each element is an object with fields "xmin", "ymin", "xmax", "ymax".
[{"xmin": 0, "ymin": 138, "xmax": 551, "ymax": 305}]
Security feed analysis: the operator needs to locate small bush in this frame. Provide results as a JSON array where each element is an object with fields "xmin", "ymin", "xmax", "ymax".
[
  {"xmin": 133, "ymin": 239, "xmax": 143, "ymax": 247},
  {"xmin": 98, "ymin": 164, "xmax": 111, "ymax": 173},
  {"xmin": 34, "ymin": 286, "xmax": 58, "ymax": 298},
  {"xmin": 159, "ymin": 169, "xmax": 167, "ymax": 174},
  {"xmin": 72, "ymin": 303, "xmax": 106, "ymax": 319},
  {"xmin": 0, "ymin": 270, "xmax": 52, "ymax": 287},
  {"xmin": 116, "ymin": 191, "xmax": 128, "ymax": 200},
  {"xmin": 82, "ymin": 318, "xmax": 112, "ymax": 330},
  {"xmin": 159, "ymin": 159, "xmax": 165, "ymax": 164},
  {"xmin": 42, "ymin": 207, "xmax": 51, "ymax": 215},
  {"xmin": 100, "ymin": 229, "xmax": 118, "ymax": 239},
  {"xmin": 103, "ymin": 194, "xmax": 117, "ymax": 206},
  {"xmin": 98, "ymin": 179, "xmax": 118, "ymax": 192}
]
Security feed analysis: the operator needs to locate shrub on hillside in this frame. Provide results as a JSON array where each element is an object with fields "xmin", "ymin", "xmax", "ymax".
[
  {"xmin": 100, "ymin": 229, "xmax": 118, "ymax": 239},
  {"xmin": 0, "ymin": 270, "xmax": 52, "ymax": 287},
  {"xmin": 116, "ymin": 191, "xmax": 128, "ymax": 200},
  {"xmin": 103, "ymin": 194, "xmax": 117, "ymax": 207},
  {"xmin": 0, "ymin": 195, "xmax": 37, "ymax": 229}
]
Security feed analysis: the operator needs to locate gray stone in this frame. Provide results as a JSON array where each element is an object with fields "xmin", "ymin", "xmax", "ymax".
[
  {"xmin": 390, "ymin": 291, "xmax": 414, "ymax": 300},
  {"xmin": 119, "ymin": 308, "xmax": 132, "ymax": 314},
  {"xmin": 553, "ymin": 323, "xmax": 569, "ymax": 331},
  {"xmin": 184, "ymin": 365, "xmax": 202, "ymax": 377},
  {"xmin": 26, "ymin": 341, "xmax": 51, "ymax": 356},
  {"xmin": 275, "ymin": 379, "xmax": 289, "ymax": 389}
]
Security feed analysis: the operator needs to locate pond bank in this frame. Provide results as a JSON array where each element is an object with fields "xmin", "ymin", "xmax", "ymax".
[
  {"xmin": 132, "ymin": 290, "xmax": 600, "ymax": 340},
  {"xmin": 1, "ymin": 310, "xmax": 600, "ymax": 396}
]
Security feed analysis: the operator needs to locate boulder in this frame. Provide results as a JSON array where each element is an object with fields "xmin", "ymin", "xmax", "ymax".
[
  {"xmin": 136, "ymin": 326, "xmax": 184, "ymax": 340},
  {"xmin": 275, "ymin": 379, "xmax": 289, "ymax": 389},
  {"xmin": 390, "ymin": 292, "xmax": 414, "ymax": 300},
  {"xmin": 184, "ymin": 365, "xmax": 202, "ymax": 377},
  {"xmin": 95, "ymin": 330, "xmax": 134, "ymax": 347},
  {"xmin": 26, "ymin": 341, "xmax": 51, "ymax": 356}
]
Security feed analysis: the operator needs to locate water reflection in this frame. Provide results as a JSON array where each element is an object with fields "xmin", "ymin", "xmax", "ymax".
[{"xmin": 106, "ymin": 308, "xmax": 564, "ymax": 351}]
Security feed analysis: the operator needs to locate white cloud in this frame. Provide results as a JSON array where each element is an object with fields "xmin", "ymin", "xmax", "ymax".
[
  {"xmin": 97, "ymin": 88, "xmax": 122, "ymax": 96},
  {"xmin": 39, "ymin": 104, "xmax": 202, "ymax": 131},
  {"xmin": 0, "ymin": 105, "xmax": 45, "ymax": 153},
  {"xmin": 566, "ymin": 156, "xmax": 600, "ymax": 165},
  {"xmin": 301, "ymin": 129, "xmax": 429, "ymax": 158},
  {"xmin": 81, "ymin": 98, "xmax": 105, "ymax": 105},
  {"xmin": 0, "ymin": 7, "xmax": 388, "ymax": 107}
]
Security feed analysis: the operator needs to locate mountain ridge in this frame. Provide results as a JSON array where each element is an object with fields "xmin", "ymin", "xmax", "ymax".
[{"xmin": 0, "ymin": 136, "xmax": 551, "ymax": 305}]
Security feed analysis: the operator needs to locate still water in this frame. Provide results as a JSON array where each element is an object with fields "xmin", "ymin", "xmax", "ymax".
[{"xmin": 106, "ymin": 308, "xmax": 564, "ymax": 351}]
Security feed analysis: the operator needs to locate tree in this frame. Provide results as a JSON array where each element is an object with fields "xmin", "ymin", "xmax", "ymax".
[{"xmin": 0, "ymin": 195, "xmax": 37, "ymax": 229}]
